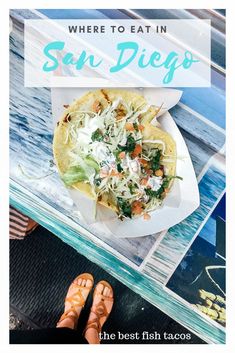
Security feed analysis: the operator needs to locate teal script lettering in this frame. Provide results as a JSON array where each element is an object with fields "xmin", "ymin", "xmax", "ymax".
[
  {"xmin": 110, "ymin": 41, "xmax": 199, "ymax": 84},
  {"xmin": 42, "ymin": 41, "xmax": 200, "ymax": 84},
  {"xmin": 42, "ymin": 41, "xmax": 102, "ymax": 72}
]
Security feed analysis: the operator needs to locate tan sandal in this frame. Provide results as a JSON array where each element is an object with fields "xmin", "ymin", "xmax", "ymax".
[
  {"xmin": 84, "ymin": 280, "xmax": 114, "ymax": 335},
  {"xmin": 57, "ymin": 273, "xmax": 94, "ymax": 327}
]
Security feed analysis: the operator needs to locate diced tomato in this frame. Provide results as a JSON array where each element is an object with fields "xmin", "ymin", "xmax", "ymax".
[
  {"xmin": 140, "ymin": 177, "xmax": 148, "ymax": 186},
  {"xmin": 139, "ymin": 158, "xmax": 148, "ymax": 167},
  {"xmin": 138, "ymin": 124, "xmax": 145, "ymax": 131},
  {"xmin": 132, "ymin": 200, "xmax": 142, "ymax": 207},
  {"xmin": 135, "ymin": 144, "xmax": 142, "ymax": 154},
  {"xmin": 131, "ymin": 144, "xmax": 142, "ymax": 158},
  {"xmin": 125, "ymin": 122, "xmax": 135, "ymax": 131},
  {"xmin": 131, "ymin": 200, "xmax": 143, "ymax": 215}
]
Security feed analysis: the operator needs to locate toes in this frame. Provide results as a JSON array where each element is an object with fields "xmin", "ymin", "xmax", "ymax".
[
  {"xmin": 71, "ymin": 275, "xmax": 94, "ymax": 291},
  {"xmin": 103, "ymin": 286, "xmax": 113, "ymax": 297},
  {"xmin": 107, "ymin": 288, "xmax": 112, "ymax": 297},
  {"xmin": 103, "ymin": 287, "xmax": 109, "ymax": 296},
  {"xmin": 96, "ymin": 283, "xmax": 104, "ymax": 294},
  {"xmin": 86, "ymin": 279, "xmax": 92, "ymax": 288},
  {"xmin": 96, "ymin": 282, "xmax": 113, "ymax": 297}
]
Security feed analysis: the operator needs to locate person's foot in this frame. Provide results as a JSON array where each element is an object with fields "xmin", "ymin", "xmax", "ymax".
[
  {"xmin": 84, "ymin": 280, "xmax": 114, "ymax": 344},
  {"xmin": 57, "ymin": 273, "xmax": 94, "ymax": 330}
]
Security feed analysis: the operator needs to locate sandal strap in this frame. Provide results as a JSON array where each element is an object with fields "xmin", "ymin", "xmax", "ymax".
[
  {"xmin": 57, "ymin": 275, "xmax": 94, "ymax": 328},
  {"xmin": 84, "ymin": 301, "xmax": 110, "ymax": 335},
  {"xmin": 65, "ymin": 289, "xmax": 86, "ymax": 307},
  {"xmin": 91, "ymin": 301, "xmax": 109, "ymax": 319},
  {"xmin": 58, "ymin": 306, "xmax": 79, "ymax": 324},
  {"xmin": 58, "ymin": 287, "xmax": 88, "ymax": 324},
  {"xmin": 84, "ymin": 317, "xmax": 102, "ymax": 334}
]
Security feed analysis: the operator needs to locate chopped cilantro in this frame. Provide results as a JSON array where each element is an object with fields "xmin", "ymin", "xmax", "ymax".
[
  {"xmin": 117, "ymin": 197, "xmax": 132, "ymax": 218},
  {"xmin": 118, "ymin": 135, "xmax": 136, "ymax": 153},
  {"xmin": 145, "ymin": 186, "xmax": 164, "ymax": 199},
  {"xmin": 94, "ymin": 177, "xmax": 101, "ymax": 186},
  {"xmin": 150, "ymin": 149, "xmax": 161, "ymax": 171},
  {"xmin": 117, "ymin": 163, "xmax": 123, "ymax": 173},
  {"xmin": 91, "ymin": 128, "xmax": 103, "ymax": 142},
  {"xmin": 133, "ymin": 122, "xmax": 139, "ymax": 131}
]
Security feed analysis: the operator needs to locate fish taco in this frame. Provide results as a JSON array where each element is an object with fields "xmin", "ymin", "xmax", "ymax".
[{"xmin": 53, "ymin": 89, "xmax": 180, "ymax": 220}]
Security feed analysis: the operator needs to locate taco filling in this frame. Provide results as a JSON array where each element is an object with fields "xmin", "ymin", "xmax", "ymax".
[{"xmin": 53, "ymin": 89, "xmax": 181, "ymax": 220}]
